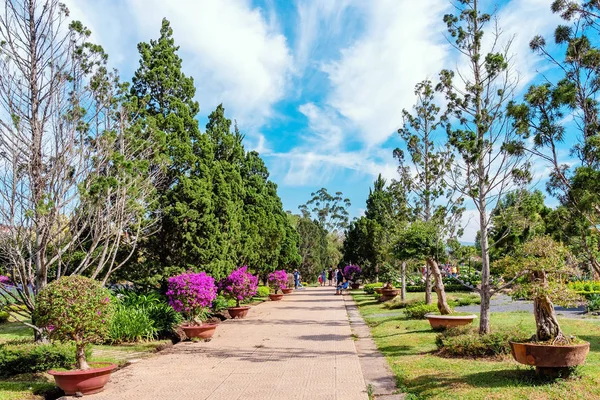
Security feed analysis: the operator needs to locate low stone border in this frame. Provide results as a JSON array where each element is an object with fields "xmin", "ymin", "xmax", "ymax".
[{"xmin": 344, "ymin": 294, "xmax": 404, "ymax": 400}]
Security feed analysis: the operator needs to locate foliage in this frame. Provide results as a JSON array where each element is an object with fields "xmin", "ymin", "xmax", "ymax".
[
  {"xmin": 116, "ymin": 290, "xmax": 182, "ymax": 338},
  {"xmin": 568, "ymin": 281, "xmax": 600, "ymax": 294},
  {"xmin": 404, "ymin": 303, "xmax": 440, "ymax": 319},
  {"xmin": 299, "ymin": 188, "xmax": 351, "ymax": 233},
  {"xmin": 219, "ymin": 266, "xmax": 258, "ymax": 307},
  {"xmin": 343, "ymin": 265, "xmax": 361, "ymax": 283},
  {"xmin": 587, "ymin": 294, "xmax": 600, "ymax": 312},
  {"xmin": 256, "ymin": 286, "xmax": 270, "ymax": 297},
  {"xmin": 108, "ymin": 305, "xmax": 157, "ymax": 343},
  {"xmin": 385, "ymin": 298, "xmax": 424, "ymax": 310},
  {"xmin": 436, "ymin": 326, "xmax": 529, "ymax": 358},
  {"xmin": 0, "ymin": 341, "xmax": 91, "ymax": 377},
  {"xmin": 378, "ymin": 263, "xmax": 399, "ymax": 286},
  {"xmin": 0, "ymin": 312, "xmax": 8, "ymax": 323},
  {"xmin": 406, "ymin": 284, "xmax": 471, "ymax": 293},
  {"xmin": 295, "ymin": 214, "xmax": 329, "ymax": 281},
  {"xmin": 211, "ymin": 295, "xmax": 235, "ymax": 312},
  {"xmin": 363, "ymin": 282, "xmax": 383, "ymax": 294},
  {"xmin": 267, "ymin": 270, "xmax": 287, "ymax": 294},
  {"xmin": 35, "ymin": 276, "xmax": 113, "ymax": 369},
  {"xmin": 166, "ymin": 272, "xmax": 217, "ymax": 324}
]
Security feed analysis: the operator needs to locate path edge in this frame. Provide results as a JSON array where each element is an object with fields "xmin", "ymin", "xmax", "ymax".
[{"xmin": 343, "ymin": 293, "xmax": 405, "ymax": 400}]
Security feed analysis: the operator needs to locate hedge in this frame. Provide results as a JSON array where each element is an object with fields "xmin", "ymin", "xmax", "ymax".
[{"xmin": 0, "ymin": 341, "xmax": 91, "ymax": 377}]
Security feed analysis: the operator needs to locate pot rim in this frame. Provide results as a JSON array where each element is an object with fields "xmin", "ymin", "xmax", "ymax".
[
  {"xmin": 509, "ymin": 340, "xmax": 590, "ymax": 348},
  {"xmin": 227, "ymin": 306, "xmax": 251, "ymax": 310},
  {"xmin": 181, "ymin": 323, "xmax": 219, "ymax": 328},
  {"xmin": 425, "ymin": 313, "xmax": 477, "ymax": 320},
  {"xmin": 48, "ymin": 362, "xmax": 117, "ymax": 376}
]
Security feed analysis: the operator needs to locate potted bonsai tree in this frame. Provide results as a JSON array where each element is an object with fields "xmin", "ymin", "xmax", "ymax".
[
  {"xmin": 220, "ymin": 266, "xmax": 258, "ymax": 319},
  {"xmin": 344, "ymin": 265, "xmax": 362, "ymax": 290},
  {"xmin": 267, "ymin": 270, "xmax": 287, "ymax": 301},
  {"xmin": 166, "ymin": 271, "xmax": 218, "ymax": 340},
  {"xmin": 35, "ymin": 276, "xmax": 115, "ymax": 396},
  {"xmin": 502, "ymin": 236, "xmax": 590, "ymax": 376},
  {"xmin": 377, "ymin": 263, "xmax": 400, "ymax": 301}
]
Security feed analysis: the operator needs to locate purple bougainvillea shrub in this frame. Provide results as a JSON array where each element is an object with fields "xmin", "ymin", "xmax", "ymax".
[
  {"xmin": 343, "ymin": 265, "xmax": 362, "ymax": 283},
  {"xmin": 219, "ymin": 266, "xmax": 258, "ymax": 307},
  {"xmin": 35, "ymin": 276, "xmax": 114, "ymax": 370},
  {"xmin": 0, "ymin": 275, "xmax": 11, "ymax": 285},
  {"xmin": 166, "ymin": 272, "xmax": 217, "ymax": 325},
  {"xmin": 267, "ymin": 270, "xmax": 287, "ymax": 294}
]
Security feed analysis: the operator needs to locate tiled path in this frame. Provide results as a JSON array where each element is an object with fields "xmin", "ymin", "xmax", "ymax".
[{"xmin": 90, "ymin": 286, "xmax": 368, "ymax": 400}]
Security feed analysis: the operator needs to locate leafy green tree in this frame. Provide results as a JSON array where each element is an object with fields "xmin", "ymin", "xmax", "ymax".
[
  {"xmin": 296, "ymin": 215, "xmax": 328, "ymax": 281},
  {"xmin": 396, "ymin": 80, "xmax": 463, "ymax": 306},
  {"xmin": 299, "ymin": 188, "xmax": 351, "ymax": 233},
  {"xmin": 438, "ymin": 0, "xmax": 530, "ymax": 334}
]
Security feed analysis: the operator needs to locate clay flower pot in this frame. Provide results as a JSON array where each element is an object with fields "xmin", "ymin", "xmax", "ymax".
[
  {"xmin": 228, "ymin": 306, "xmax": 250, "ymax": 319},
  {"xmin": 181, "ymin": 323, "xmax": 218, "ymax": 340},
  {"xmin": 269, "ymin": 293, "xmax": 284, "ymax": 301},
  {"xmin": 374, "ymin": 287, "xmax": 383, "ymax": 294},
  {"xmin": 425, "ymin": 313, "xmax": 477, "ymax": 330},
  {"xmin": 380, "ymin": 288, "xmax": 400, "ymax": 302},
  {"xmin": 49, "ymin": 362, "xmax": 117, "ymax": 396},
  {"xmin": 282, "ymin": 288, "xmax": 293, "ymax": 294},
  {"xmin": 509, "ymin": 341, "xmax": 590, "ymax": 373},
  {"xmin": 351, "ymin": 283, "xmax": 360, "ymax": 290}
]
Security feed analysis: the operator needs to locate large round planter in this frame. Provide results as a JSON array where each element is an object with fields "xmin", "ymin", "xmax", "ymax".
[
  {"xmin": 425, "ymin": 313, "xmax": 477, "ymax": 330},
  {"xmin": 282, "ymin": 288, "xmax": 294, "ymax": 294},
  {"xmin": 181, "ymin": 323, "xmax": 218, "ymax": 340},
  {"xmin": 351, "ymin": 283, "xmax": 360, "ymax": 290},
  {"xmin": 509, "ymin": 341, "xmax": 590, "ymax": 369},
  {"xmin": 228, "ymin": 306, "xmax": 250, "ymax": 319},
  {"xmin": 49, "ymin": 362, "xmax": 117, "ymax": 396},
  {"xmin": 374, "ymin": 287, "xmax": 383, "ymax": 295},
  {"xmin": 380, "ymin": 288, "xmax": 400, "ymax": 302},
  {"xmin": 269, "ymin": 293, "xmax": 284, "ymax": 301}
]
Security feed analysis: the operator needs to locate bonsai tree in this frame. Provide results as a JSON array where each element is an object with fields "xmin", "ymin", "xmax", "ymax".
[
  {"xmin": 396, "ymin": 221, "xmax": 452, "ymax": 314},
  {"xmin": 499, "ymin": 236, "xmax": 580, "ymax": 343},
  {"xmin": 378, "ymin": 263, "xmax": 398, "ymax": 289},
  {"xmin": 220, "ymin": 266, "xmax": 259, "ymax": 307},
  {"xmin": 35, "ymin": 276, "xmax": 114, "ymax": 370},
  {"xmin": 166, "ymin": 272, "xmax": 217, "ymax": 325},
  {"xmin": 267, "ymin": 270, "xmax": 287, "ymax": 294},
  {"xmin": 343, "ymin": 265, "xmax": 362, "ymax": 284}
]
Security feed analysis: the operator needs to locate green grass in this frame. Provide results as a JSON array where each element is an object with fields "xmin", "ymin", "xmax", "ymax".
[{"xmin": 352, "ymin": 291, "xmax": 600, "ymax": 400}]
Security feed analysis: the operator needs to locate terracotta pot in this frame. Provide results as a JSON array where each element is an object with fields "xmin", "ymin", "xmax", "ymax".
[
  {"xmin": 351, "ymin": 283, "xmax": 360, "ymax": 290},
  {"xmin": 228, "ymin": 306, "xmax": 250, "ymax": 319},
  {"xmin": 282, "ymin": 288, "xmax": 294, "ymax": 294},
  {"xmin": 380, "ymin": 288, "xmax": 400, "ymax": 302},
  {"xmin": 509, "ymin": 341, "xmax": 590, "ymax": 368},
  {"xmin": 374, "ymin": 287, "xmax": 383, "ymax": 294},
  {"xmin": 49, "ymin": 362, "xmax": 117, "ymax": 396},
  {"xmin": 181, "ymin": 323, "xmax": 218, "ymax": 340},
  {"xmin": 269, "ymin": 293, "xmax": 284, "ymax": 301},
  {"xmin": 425, "ymin": 313, "xmax": 477, "ymax": 330}
]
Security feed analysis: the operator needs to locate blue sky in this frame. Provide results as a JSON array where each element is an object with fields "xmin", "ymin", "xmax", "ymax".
[{"xmin": 65, "ymin": 0, "xmax": 571, "ymax": 242}]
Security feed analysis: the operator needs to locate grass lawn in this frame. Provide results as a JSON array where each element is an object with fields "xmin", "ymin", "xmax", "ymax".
[{"xmin": 351, "ymin": 290, "xmax": 600, "ymax": 400}]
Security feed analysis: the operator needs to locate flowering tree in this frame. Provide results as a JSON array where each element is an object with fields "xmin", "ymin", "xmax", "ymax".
[
  {"xmin": 220, "ymin": 266, "xmax": 258, "ymax": 307},
  {"xmin": 343, "ymin": 265, "xmax": 362, "ymax": 283},
  {"xmin": 267, "ymin": 270, "xmax": 288, "ymax": 294},
  {"xmin": 35, "ymin": 276, "xmax": 113, "ymax": 370},
  {"xmin": 166, "ymin": 272, "xmax": 217, "ymax": 325}
]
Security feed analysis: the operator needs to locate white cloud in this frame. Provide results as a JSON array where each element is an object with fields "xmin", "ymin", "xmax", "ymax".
[{"xmin": 460, "ymin": 208, "xmax": 480, "ymax": 243}]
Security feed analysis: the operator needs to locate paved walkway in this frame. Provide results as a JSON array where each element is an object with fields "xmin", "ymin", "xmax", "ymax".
[{"xmin": 90, "ymin": 286, "xmax": 368, "ymax": 400}]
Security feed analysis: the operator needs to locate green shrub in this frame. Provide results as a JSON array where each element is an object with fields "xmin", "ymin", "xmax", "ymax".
[
  {"xmin": 116, "ymin": 291, "xmax": 181, "ymax": 338},
  {"xmin": 212, "ymin": 295, "xmax": 233, "ymax": 312},
  {"xmin": 407, "ymin": 284, "xmax": 471, "ymax": 293},
  {"xmin": 385, "ymin": 298, "xmax": 423, "ymax": 310},
  {"xmin": 0, "ymin": 311, "xmax": 9, "ymax": 323},
  {"xmin": 436, "ymin": 326, "xmax": 529, "ymax": 358},
  {"xmin": 452, "ymin": 294, "xmax": 481, "ymax": 307},
  {"xmin": 587, "ymin": 294, "xmax": 600, "ymax": 312},
  {"xmin": 108, "ymin": 305, "xmax": 157, "ymax": 343},
  {"xmin": 364, "ymin": 282, "xmax": 383, "ymax": 294},
  {"xmin": 404, "ymin": 303, "xmax": 439, "ymax": 319},
  {"xmin": 0, "ymin": 341, "xmax": 91, "ymax": 377},
  {"xmin": 256, "ymin": 286, "xmax": 270, "ymax": 297}
]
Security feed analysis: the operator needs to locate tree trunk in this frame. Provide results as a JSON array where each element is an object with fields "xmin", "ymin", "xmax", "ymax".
[
  {"xmin": 427, "ymin": 258, "xmax": 452, "ymax": 314},
  {"xmin": 532, "ymin": 270, "xmax": 562, "ymax": 342},
  {"xmin": 478, "ymin": 199, "xmax": 491, "ymax": 334},
  {"xmin": 425, "ymin": 264, "xmax": 432, "ymax": 305},
  {"xmin": 76, "ymin": 342, "xmax": 90, "ymax": 370},
  {"xmin": 401, "ymin": 261, "xmax": 406, "ymax": 301}
]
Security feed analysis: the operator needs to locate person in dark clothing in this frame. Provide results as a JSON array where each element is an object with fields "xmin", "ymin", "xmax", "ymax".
[
  {"xmin": 335, "ymin": 266, "xmax": 345, "ymax": 295},
  {"xmin": 293, "ymin": 269, "xmax": 300, "ymax": 289},
  {"xmin": 327, "ymin": 268, "xmax": 333, "ymax": 286}
]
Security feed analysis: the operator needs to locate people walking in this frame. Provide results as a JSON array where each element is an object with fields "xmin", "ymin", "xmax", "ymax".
[
  {"xmin": 293, "ymin": 269, "xmax": 300, "ymax": 289},
  {"xmin": 335, "ymin": 266, "xmax": 345, "ymax": 295},
  {"xmin": 327, "ymin": 268, "xmax": 333, "ymax": 286},
  {"xmin": 321, "ymin": 270, "xmax": 326, "ymax": 286}
]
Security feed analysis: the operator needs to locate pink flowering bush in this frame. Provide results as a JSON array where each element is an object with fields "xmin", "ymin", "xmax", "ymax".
[
  {"xmin": 35, "ymin": 276, "xmax": 114, "ymax": 370},
  {"xmin": 219, "ymin": 266, "xmax": 258, "ymax": 307},
  {"xmin": 0, "ymin": 275, "xmax": 10, "ymax": 285},
  {"xmin": 267, "ymin": 270, "xmax": 287, "ymax": 294},
  {"xmin": 166, "ymin": 272, "xmax": 217, "ymax": 325},
  {"xmin": 344, "ymin": 265, "xmax": 362, "ymax": 283}
]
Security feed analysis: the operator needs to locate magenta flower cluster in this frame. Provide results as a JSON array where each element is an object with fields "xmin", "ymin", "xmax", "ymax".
[
  {"xmin": 267, "ymin": 270, "xmax": 287, "ymax": 293},
  {"xmin": 0, "ymin": 275, "xmax": 11, "ymax": 285},
  {"xmin": 343, "ymin": 265, "xmax": 362, "ymax": 282},
  {"xmin": 219, "ymin": 266, "xmax": 258, "ymax": 307},
  {"xmin": 166, "ymin": 272, "xmax": 217, "ymax": 321}
]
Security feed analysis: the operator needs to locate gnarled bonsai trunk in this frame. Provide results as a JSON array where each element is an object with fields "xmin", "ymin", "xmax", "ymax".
[
  {"xmin": 531, "ymin": 270, "xmax": 562, "ymax": 342},
  {"xmin": 425, "ymin": 264, "xmax": 432, "ymax": 305},
  {"xmin": 427, "ymin": 258, "xmax": 452, "ymax": 315},
  {"xmin": 76, "ymin": 342, "xmax": 89, "ymax": 370}
]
